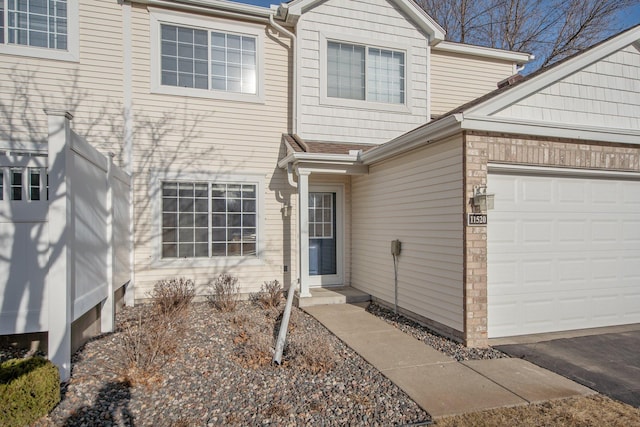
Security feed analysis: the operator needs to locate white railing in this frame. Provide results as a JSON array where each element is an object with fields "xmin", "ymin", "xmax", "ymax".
[{"xmin": 0, "ymin": 110, "xmax": 132, "ymax": 380}]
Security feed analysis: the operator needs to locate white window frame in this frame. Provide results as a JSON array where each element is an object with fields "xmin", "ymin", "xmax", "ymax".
[
  {"xmin": 150, "ymin": 170, "xmax": 265, "ymax": 268},
  {"xmin": 149, "ymin": 7, "xmax": 265, "ymax": 104},
  {"xmin": 320, "ymin": 32, "xmax": 411, "ymax": 113},
  {"xmin": 0, "ymin": 0, "xmax": 79, "ymax": 61}
]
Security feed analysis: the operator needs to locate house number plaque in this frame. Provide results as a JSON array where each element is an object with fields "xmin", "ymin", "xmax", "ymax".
[{"xmin": 467, "ymin": 213, "xmax": 487, "ymax": 226}]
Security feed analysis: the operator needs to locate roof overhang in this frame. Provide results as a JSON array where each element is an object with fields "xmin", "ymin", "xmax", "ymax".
[
  {"xmin": 360, "ymin": 113, "xmax": 463, "ymax": 164},
  {"xmin": 129, "ymin": 0, "xmax": 273, "ymax": 22},
  {"xmin": 433, "ymin": 41, "xmax": 533, "ymax": 65},
  {"xmin": 278, "ymin": 151, "xmax": 368, "ymax": 175},
  {"xmin": 280, "ymin": 0, "xmax": 445, "ymax": 45}
]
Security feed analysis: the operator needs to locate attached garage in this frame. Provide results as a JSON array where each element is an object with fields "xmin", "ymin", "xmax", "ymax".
[{"xmin": 487, "ymin": 167, "xmax": 640, "ymax": 338}]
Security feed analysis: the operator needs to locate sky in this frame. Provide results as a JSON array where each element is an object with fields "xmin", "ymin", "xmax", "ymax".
[{"xmin": 233, "ymin": 0, "xmax": 640, "ymax": 30}]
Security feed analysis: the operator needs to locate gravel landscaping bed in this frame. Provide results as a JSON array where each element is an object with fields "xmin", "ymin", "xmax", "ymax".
[
  {"xmin": 367, "ymin": 303, "xmax": 508, "ymax": 361},
  {"xmin": 9, "ymin": 301, "xmax": 432, "ymax": 426}
]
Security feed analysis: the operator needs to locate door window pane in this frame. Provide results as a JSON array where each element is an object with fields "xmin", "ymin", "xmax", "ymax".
[{"xmin": 309, "ymin": 192, "xmax": 333, "ymax": 239}]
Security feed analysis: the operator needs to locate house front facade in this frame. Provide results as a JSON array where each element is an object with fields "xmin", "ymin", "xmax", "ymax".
[{"xmin": 1, "ymin": 0, "xmax": 639, "ymax": 359}]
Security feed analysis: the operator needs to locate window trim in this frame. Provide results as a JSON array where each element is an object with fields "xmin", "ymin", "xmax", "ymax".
[
  {"xmin": 149, "ymin": 7, "xmax": 265, "ymax": 104},
  {"xmin": 150, "ymin": 170, "xmax": 265, "ymax": 268},
  {"xmin": 319, "ymin": 32, "xmax": 411, "ymax": 113},
  {"xmin": 0, "ymin": 0, "xmax": 79, "ymax": 62}
]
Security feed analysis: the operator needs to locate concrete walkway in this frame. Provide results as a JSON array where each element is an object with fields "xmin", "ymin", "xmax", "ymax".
[{"xmin": 304, "ymin": 303, "xmax": 595, "ymax": 419}]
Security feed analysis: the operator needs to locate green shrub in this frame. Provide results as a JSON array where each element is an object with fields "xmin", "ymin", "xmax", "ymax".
[{"xmin": 0, "ymin": 356, "xmax": 60, "ymax": 427}]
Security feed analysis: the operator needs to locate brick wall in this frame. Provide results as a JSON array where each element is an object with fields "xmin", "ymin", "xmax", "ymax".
[{"xmin": 463, "ymin": 131, "xmax": 640, "ymax": 347}]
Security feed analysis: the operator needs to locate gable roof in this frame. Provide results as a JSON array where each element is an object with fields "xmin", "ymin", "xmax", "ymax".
[
  {"xmin": 280, "ymin": 0, "xmax": 445, "ymax": 44},
  {"xmin": 465, "ymin": 24, "xmax": 640, "ymax": 117},
  {"xmin": 361, "ymin": 24, "xmax": 640, "ymax": 163}
]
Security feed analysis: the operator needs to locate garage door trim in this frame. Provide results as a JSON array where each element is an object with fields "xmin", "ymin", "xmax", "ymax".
[{"xmin": 488, "ymin": 163, "xmax": 640, "ymax": 180}]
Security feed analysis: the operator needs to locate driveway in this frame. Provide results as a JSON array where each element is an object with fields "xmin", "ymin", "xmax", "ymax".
[{"xmin": 495, "ymin": 328, "xmax": 640, "ymax": 408}]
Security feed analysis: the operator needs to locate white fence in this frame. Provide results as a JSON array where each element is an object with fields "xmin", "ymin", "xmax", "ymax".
[{"xmin": 0, "ymin": 110, "xmax": 132, "ymax": 380}]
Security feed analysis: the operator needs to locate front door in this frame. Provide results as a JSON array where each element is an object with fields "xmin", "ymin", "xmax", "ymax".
[{"xmin": 308, "ymin": 186, "xmax": 343, "ymax": 286}]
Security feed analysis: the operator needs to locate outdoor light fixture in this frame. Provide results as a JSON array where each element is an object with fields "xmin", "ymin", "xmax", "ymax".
[{"xmin": 473, "ymin": 185, "xmax": 495, "ymax": 212}]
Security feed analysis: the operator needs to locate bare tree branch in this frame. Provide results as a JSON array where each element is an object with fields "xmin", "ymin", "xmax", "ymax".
[{"xmin": 416, "ymin": 0, "xmax": 638, "ymax": 71}]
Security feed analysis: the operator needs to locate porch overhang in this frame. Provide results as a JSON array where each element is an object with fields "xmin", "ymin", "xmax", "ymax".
[
  {"xmin": 278, "ymin": 134, "xmax": 371, "ymax": 299},
  {"xmin": 277, "ymin": 134, "xmax": 371, "ymax": 175}
]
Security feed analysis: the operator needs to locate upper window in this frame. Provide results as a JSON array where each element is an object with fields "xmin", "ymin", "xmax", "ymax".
[
  {"xmin": 151, "ymin": 9, "xmax": 263, "ymax": 102},
  {"xmin": 1, "ymin": 0, "xmax": 67, "ymax": 49},
  {"xmin": 0, "ymin": 0, "xmax": 76, "ymax": 60},
  {"xmin": 160, "ymin": 24, "xmax": 256, "ymax": 94},
  {"xmin": 328, "ymin": 41, "xmax": 405, "ymax": 104}
]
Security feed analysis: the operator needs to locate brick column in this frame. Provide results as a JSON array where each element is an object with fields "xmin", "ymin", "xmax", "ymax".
[{"xmin": 463, "ymin": 133, "xmax": 489, "ymax": 348}]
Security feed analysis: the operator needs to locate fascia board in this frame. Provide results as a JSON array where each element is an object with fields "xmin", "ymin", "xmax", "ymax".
[
  {"xmin": 462, "ymin": 115, "xmax": 640, "ymax": 145},
  {"xmin": 361, "ymin": 114, "xmax": 462, "ymax": 164},
  {"xmin": 433, "ymin": 41, "xmax": 533, "ymax": 64},
  {"xmin": 467, "ymin": 27, "xmax": 640, "ymax": 117}
]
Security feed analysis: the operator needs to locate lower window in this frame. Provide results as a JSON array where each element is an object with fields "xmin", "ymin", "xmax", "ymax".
[{"xmin": 161, "ymin": 181, "xmax": 257, "ymax": 259}]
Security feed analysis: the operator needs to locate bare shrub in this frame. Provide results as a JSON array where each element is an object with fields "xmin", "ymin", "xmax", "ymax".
[
  {"xmin": 255, "ymin": 280, "xmax": 283, "ymax": 309},
  {"xmin": 116, "ymin": 306, "xmax": 183, "ymax": 386},
  {"xmin": 207, "ymin": 273, "xmax": 240, "ymax": 312},
  {"xmin": 148, "ymin": 277, "xmax": 195, "ymax": 318},
  {"xmin": 286, "ymin": 329, "xmax": 337, "ymax": 374}
]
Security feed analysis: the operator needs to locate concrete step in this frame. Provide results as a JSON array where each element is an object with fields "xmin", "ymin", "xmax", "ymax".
[{"xmin": 295, "ymin": 286, "xmax": 371, "ymax": 308}]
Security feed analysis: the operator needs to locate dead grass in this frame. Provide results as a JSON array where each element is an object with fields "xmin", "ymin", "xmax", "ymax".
[{"xmin": 435, "ymin": 395, "xmax": 640, "ymax": 427}]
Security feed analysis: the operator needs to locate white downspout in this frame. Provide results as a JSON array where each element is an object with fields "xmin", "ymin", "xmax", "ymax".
[
  {"xmin": 269, "ymin": 14, "xmax": 297, "ymax": 135},
  {"xmin": 287, "ymin": 162, "xmax": 298, "ymax": 188}
]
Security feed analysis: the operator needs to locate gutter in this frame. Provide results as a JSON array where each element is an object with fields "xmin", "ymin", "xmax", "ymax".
[
  {"xmin": 361, "ymin": 113, "xmax": 463, "ymax": 164},
  {"xmin": 130, "ymin": 0, "xmax": 272, "ymax": 22},
  {"xmin": 278, "ymin": 151, "xmax": 361, "ymax": 169}
]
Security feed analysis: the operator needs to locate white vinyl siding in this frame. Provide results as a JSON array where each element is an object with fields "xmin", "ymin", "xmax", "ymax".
[
  {"xmin": 351, "ymin": 137, "xmax": 464, "ymax": 331},
  {"xmin": 488, "ymin": 172, "xmax": 640, "ymax": 337},
  {"xmin": 298, "ymin": 0, "xmax": 428, "ymax": 144},
  {"xmin": 494, "ymin": 45, "xmax": 640, "ymax": 130},
  {"xmin": 430, "ymin": 49, "xmax": 514, "ymax": 116}
]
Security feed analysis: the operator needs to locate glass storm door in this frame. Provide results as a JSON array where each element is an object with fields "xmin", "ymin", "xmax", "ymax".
[{"xmin": 308, "ymin": 188, "xmax": 342, "ymax": 286}]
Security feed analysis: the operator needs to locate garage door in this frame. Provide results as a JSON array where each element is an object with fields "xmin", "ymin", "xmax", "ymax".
[{"xmin": 487, "ymin": 170, "xmax": 640, "ymax": 338}]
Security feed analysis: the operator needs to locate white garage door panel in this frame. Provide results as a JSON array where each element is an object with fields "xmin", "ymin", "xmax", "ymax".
[{"xmin": 488, "ymin": 173, "xmax": 640, "ymax": 338}]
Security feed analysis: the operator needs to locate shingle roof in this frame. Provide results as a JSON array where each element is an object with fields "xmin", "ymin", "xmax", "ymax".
[{"xmin": 282, "ymin": 134, "xmax": 376, "ymax": 155}]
